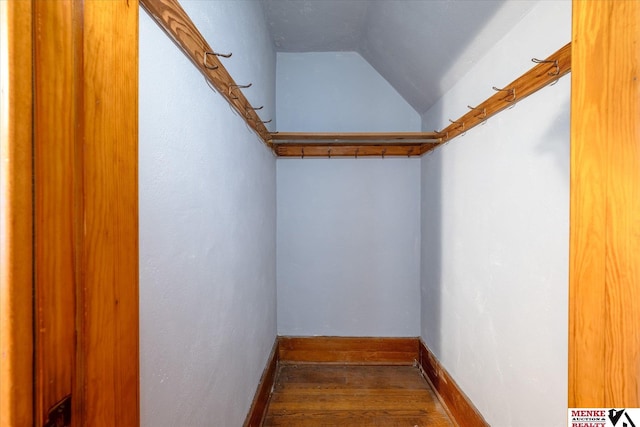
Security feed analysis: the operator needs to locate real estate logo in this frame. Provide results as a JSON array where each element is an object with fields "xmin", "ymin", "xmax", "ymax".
[{"xmin": 568, "ymin": 408, "xmax": 639, "ymax": 427}]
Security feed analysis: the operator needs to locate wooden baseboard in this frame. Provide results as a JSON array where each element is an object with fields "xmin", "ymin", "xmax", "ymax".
[
  {"xmin": 243, "ymin": 340, "xmax": 279, "ymax": 427},
  {"xmin": 278, "ymin": 336, "xmax": 419, "ymax": 365},
  {"xmin": 418, "ymin": 340, "xmax": 489, "ymax": 427}
]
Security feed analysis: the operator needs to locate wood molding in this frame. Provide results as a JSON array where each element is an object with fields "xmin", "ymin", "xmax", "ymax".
[
  {"xmin": 0, "ymin": 1, "xmax": 34, "ymax": 425},
  {"xmin": 79, "ymin": 1, "xmax": 140, "ymax": 424},
  {"xmin": 139, "ymin": 0, "xmax": 273, "ymax": 148},
  {"xmin": 569, "ymin": 0, "xmax": 640, "ymax": 407},
  {"xmin": 275, "ymin": 143, "xmax": 426, "ymax": 158},
  {"xmin": 424, "ymin": 42, "xmax": 571, "ymax": 153},
  {"xmin": 243, "ymin": 341, "xmax": 279, "ymax": 427},
  {"xmin": 418, "ymin": 341, "xmax": 489, "ymax": 427},
  {"xmin": 278, "ymin": 336, "xmax": 419, "ymax": 365}
]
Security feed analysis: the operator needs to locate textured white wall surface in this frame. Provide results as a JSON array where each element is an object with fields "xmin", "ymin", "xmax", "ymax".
[
  {"xmin": 420, "ymin": 2, "xmax": 570, "ymax": 426},
  {"xmin": 275, "ymin": 51, "xmax": 421, "ymax": 337},
  {"xmin": 276, "ymin": 51, "xmax": 420, "ymax": 132},
  {"xmin": 277, "ymin": 159, "xmax": 421, "ymax": 337},
  {"xmin": 139, "ymin": 1, "xmax": 276, "ymax": 426}
]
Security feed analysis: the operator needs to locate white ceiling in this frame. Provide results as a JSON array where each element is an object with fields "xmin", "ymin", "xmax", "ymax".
[{"xmin": 262, "ymin": 0, "xmax": 539, "ymax": 114}]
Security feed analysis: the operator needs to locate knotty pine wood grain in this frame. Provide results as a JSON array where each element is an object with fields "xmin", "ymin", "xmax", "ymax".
[
  {"xmin": 33, "ymin": 1, "xmax": 77, "ymax": 423},
  {"xmin": 424, "ymin": 42, "xmax": 571, "ymax": 153},
  {"xmin": 279, "ymin": 337, "xmax": 419, "ymax": 365},
  {"xmin": 569, "ymin": 0, "xmax": 640, "ymax": 407},
  {"xmin": 0, "ymin": 1, "xmax": 34, "ymax": 425},
  {"xmin": 139, "ymin": 0, "xmax": 272, "ymax": 147},
  {"xmin": 263, "ymin": 364, "xmax": 454, "ymax": 427},
  {"xmin": 419, "ymin": 341, "xmax": 488, "ymax": 427},
  {"xmin": 80, "ymin": 0, "xmax": 140, "ymax": 424}
]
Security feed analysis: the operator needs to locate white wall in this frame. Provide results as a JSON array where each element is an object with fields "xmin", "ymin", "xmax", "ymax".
[
  {"xmin": 420, "ymin": 2, "xmax": 570, "ymax": 426},
  {"xmin": 276, "ymin": 52, "xmax": 420, "ymax": 132},
  {"xmin": 139, "ymin": 1, "xmax": 276, "ymax": 426},
  {"xmin": 276, "ymin": 51, "xmax": 421, "ymax": 337},
  {"xmin": 277, "ymin": 159, "xmax": 421, "ymax": 336}
]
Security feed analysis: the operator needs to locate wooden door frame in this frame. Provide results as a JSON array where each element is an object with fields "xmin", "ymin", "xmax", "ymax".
[
  {"xmin": 1, "ymin": 1, "xmax": 139, "ymax": 425},
  {"xmin": 1, "ymin": 0, "xmax": 639, "ymax": 425},
  {"xmin": 568, "ymin": 0, "xmax": 640, "ymax": 407}
]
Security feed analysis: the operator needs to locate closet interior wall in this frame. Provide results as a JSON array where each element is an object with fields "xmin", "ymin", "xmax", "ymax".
[
  {"xmin": 138, "ymin": 2, "xmax": 276, "ymax": 426},
  {"xmin": 420, "ymin": 2, "xmax": 571, "ymax": 426},
  {"xmin": 276, "ymin": 51, "xmax": 422, "ymax": 337}
]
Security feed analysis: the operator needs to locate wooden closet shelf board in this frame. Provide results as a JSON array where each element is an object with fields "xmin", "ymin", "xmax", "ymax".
[{"xmin": 275, "ymin": 143, "xmax": 427, "ymax": 158}]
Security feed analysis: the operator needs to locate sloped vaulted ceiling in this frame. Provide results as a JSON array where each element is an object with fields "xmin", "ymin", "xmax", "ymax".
[{"xmin": 262, "ymin": 0, "xmax": 539, "ymax": 115}]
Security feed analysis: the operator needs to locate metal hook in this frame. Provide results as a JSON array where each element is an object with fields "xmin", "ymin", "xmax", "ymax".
[
  {"xmin": 203, "ymin": 52, "xmax": 219, "ymax": 70},
  {"xmin": 492, "ymin": 86, "xmax": 516, "ymax": 102},
  {"xmin": 532, "ymin": 58, "xmax": 560, "ymax": 76},
  {"xmin": 301, "ymin": 148, "xmax": 304, "ymax": 159},
  {"xmin": 449, "ymin": 119, "xmax": 465, "ymax": 132},
  {"xmin": 434, "ymin": 130, "xmax": 449, "ymax": 142},
  {"xmin": 355, "ymin": 148, "xmax": 359, "ymax": 159},
  {"xmin": 381, "ymin": 148, "xmax": 386, "ymax": 159},
  {"xmin": 261, "ymin": 119, "xmax": 272, "ymax": 124},
  {"xmin": 228, "ymin": 83, "xmax": 252, "ymax": 99},
  {"xmin": 246, "ymin": 105, "xmax": 264, "ymax": 113},
  {"xmin": 467, "ymin": 105, "xmax": 487, "ymax": 119},
  {"xmin": 328, "ymin": 149, "xmax": 332, "ymax": 159},
  {"xmin": 407, "ymin": 148, "xmax": 413, "ymax": 158},
  {"xmin": 210, "ymin": 50, "xmax": 232, "ymax": 59}
]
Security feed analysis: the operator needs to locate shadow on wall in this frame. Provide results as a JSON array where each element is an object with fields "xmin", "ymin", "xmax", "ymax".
[
  {"xmin": 420, "ymin": 101, "xmax": 443, "ymax": 356},
  {"xmin": 535, "ymin": 95, "xmax": 570, "ymax": 181}
]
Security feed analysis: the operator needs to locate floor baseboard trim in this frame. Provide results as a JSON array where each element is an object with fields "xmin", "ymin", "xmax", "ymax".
[
  {"xmin": 243, "ymin": 340, "xmax": 279, "ymax": 427},
  {"xmin": 418, "ymin": 340, "xmax": 489, "ymax": 427},
  {"xmin": 278, "ymin": 336, "xmax": 419, "ymax": 365}
]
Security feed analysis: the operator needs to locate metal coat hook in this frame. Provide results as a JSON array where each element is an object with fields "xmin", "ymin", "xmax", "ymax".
[
  {"xmin": 229, "ymin": 83, "xmax": 252, "ymax": 99},
  {"xmin": 246, "ymin": 105, "xmax": 264, "ymax": 113},
  {"xmin": 381, "ymin": 148, "xmax": 387, "ymax": 159},
  {"xmin": 355, "ymin": 148, "xmax": 359, "ymax": 159},
  {"xmin": 328, "ymin": 149, "xmax": 332, "ymax": 159},
  {"xmin": 449, "ymin": 119, "xmax": 465, "ymax": 132},
  {"xmin": 301, "ymin": 148, "xmax": 304, "ymax": 159},
  {"xmin": 467, "ymin": 105, "xmax": 487, "ymax": 119},
  {"xmin": 493, "ymin": 86, "xmax": 516, "ymax": 102},
  {"xmin": 532, "ymin": 58, "xmax": 560, "ymax": 76},
  {"xmin": 434, "ymin": 130, "xmax": 449, "ymax": 142},
  {"xmin": 261, "ymin": 119, "xmax": 272, "ymax": 124},
  {"xmin": 203, "ymin": 51, "xmax": 232, "ymax": 70}
]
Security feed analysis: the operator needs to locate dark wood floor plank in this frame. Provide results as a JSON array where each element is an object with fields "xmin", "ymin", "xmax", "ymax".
[{"xmin": 263, "ymin": 364, "xmax": 454, "ymax": 427}]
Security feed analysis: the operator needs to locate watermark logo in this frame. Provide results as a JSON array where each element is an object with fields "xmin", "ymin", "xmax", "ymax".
[{"xmin": 568, "ymin": 408, "xmax": 639, "ymax": 427}]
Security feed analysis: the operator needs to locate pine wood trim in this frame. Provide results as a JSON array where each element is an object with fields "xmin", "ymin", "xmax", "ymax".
[
  {"xmin": 79, "ymin": 1, "xmax": 140, "ymax": 424},
  {"xmin": 139, "ymin": 0, "xmax": 272, "ymax": 148},
  {"xmin": 243, "ymin": 341, "xmax": 279, "ymax": 427},
  {"xmin": 278, "ymin": 336, "xmax": 419, "ymax": 365},
  {"xmin": 275, "ymin": 143, "xmax": 426, "ymax": 158},
  {"xmin": 424, "ymin": 42, "xmax": 571, "ymax": 153},
  {"xmin": 0, "ymin": 1, "xmax": 34, "ymax": 425},
  {"xmin": 569, "ymin": 0, "xmax": 640, "ymax": 407},
  {"xmin": 418, "ymin": 341, "xmax": 489, "ymax": 427}
]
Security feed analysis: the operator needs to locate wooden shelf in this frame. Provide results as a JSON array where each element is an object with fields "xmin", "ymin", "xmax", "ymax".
[
  {"xmin": 272, "ymin": 132, "xmax": 441, "ymax": 158},
  {"xmin": 271, "ymin": 132, "xmax": 441, "ymax": 144}
]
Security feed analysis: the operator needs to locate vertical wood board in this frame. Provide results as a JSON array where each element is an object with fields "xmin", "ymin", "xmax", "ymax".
[
  {"xmin": 570, "ymin": 0, "xmax": 640, "ymax": 407},
  {"xmin": 33, "ymin": 0, "xmax": 77, "ymax": 422},
  {"xmin": 80, "ymin": 0, "xmax": 140, "ymax": 424},
  {"xmin": 0, "ymin": 1, "xmax": 34, "ymax": 425}
]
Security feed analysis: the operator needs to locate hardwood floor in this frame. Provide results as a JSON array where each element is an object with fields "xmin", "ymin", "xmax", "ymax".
[{"xmin": 263, "ymin": 364, "xmax": 454, "ymax": 426}]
